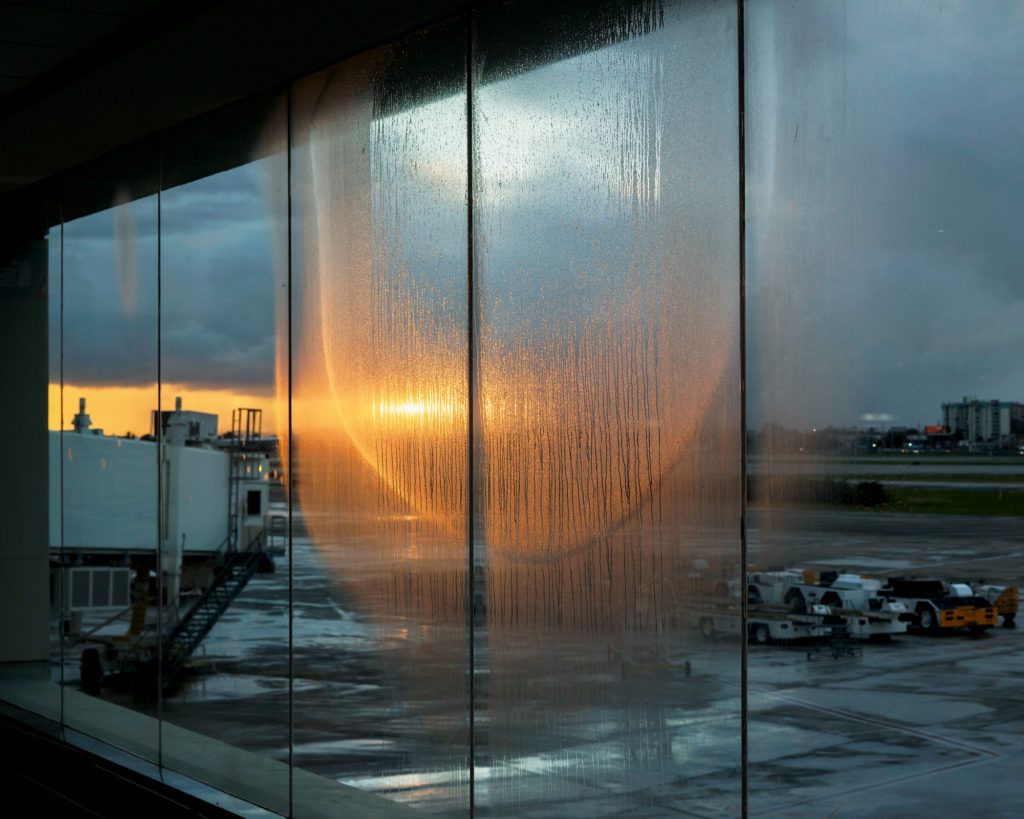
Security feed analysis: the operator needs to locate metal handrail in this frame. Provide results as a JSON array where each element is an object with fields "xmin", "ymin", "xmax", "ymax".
[
  {"xmin": 158, "ymin": 545, "xmax": 271, "ymax": 688},
  {"xmin": 163, "ymin": 527, "xmax": 270, "ymax": 648},
  {"xmin": 70, "ymin": 603, "xmax": 135, "ymax": 644},
  {"xmin": 160, "ymin": 533, "xmax": 232, "ymax": 620}
]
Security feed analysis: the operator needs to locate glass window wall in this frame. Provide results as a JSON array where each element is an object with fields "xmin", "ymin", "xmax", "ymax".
[
  {"xmin": 156, "ymin": 93, "xmax": 290, "ymax": 810},
  {"xmin": 745, "ymin": 1, "xmax": 1024, "ymax": 815},
  {"xmin": 289, "ymin": 19, "xmax": 471, "ymax": 815},
  {"xmin": 473, "ymin": 0, "xmax": 741, "ymax": 813},
  {"xmin": 8, "ymin": 0, "xmax": 1021, "ymax": 816},
  {"xmin": 57, "ymin": 153, "xmax": 161, "ymax": 760}
]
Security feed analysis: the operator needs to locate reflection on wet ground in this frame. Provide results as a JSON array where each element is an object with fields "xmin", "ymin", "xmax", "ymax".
[
  {"xmin": 749, "ymin": 632, "xmax": 1024, "ymax": 818},
  {"xmin": 137, "ymin": 510, "xmax": 738, "ymax": 816},
  {"xmin": 69, "ymin": 507, "xmax": 1023, "ymax": 816},
  {"xmin": 748, "ymin": 508, "xmax": 1024, "ymax": 818}
]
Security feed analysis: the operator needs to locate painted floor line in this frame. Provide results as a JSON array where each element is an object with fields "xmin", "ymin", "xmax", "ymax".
[
  {"xmin": 750, "ymin": 687, "xmax": 1002, "ymax": 816},
  {"xmin": 757, "ymin": 688, "xmax": 1000, "ymax": 758},
  {"xmin": 751, "ymin": 755, "xmax": 994, "ymax": 817}
]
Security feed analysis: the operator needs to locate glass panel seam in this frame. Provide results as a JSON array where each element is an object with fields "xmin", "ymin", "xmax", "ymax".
[
  {"xmin": 156, "ymin": 137, "xmax": 164, "ymax": 776},
  {"xmin": 737, "ymin": 1, "xmax": 748, "ymax": 816},
  {"xmin": 466, "ymin": 9, "xmax": 477, "ymax": 815},
  {"xmin": 286, "ymin": 81, "xmax": 295, "ymax": 818},
  {"xmin": 59, "ymin": 185, "xmax": 66, "ymax": 732}
]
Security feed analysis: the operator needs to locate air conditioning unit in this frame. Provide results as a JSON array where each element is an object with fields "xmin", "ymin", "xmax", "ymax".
[{"xmin": 62, "ymin": 567, "xmax": 132, "ymax": 610}]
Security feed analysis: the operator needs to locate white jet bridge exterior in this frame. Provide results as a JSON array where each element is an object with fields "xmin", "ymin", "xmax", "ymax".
[{"xmin": 50, "ymin": 398, "xmax": 272, "ymax": 607}]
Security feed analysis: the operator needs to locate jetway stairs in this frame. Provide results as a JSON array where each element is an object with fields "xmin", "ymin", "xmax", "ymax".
[{"xmin": 154, "ymin": 534, "xmax": 274, "ymax": 692}]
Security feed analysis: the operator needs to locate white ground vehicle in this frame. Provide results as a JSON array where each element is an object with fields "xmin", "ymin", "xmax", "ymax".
[
  {"xmin": 695, "ymin": 572, "xmax": 842, "ymax": 644},
  {"xmin": 697, "ymin": 603, "xmax": 838, "ymax": 644},
  {"xmin": 748, "ymin": 569, "xmax": 909, "ymax": 641},
  {"xmin": 798, "ymin": 573, "xmax": 909, "ymax": 640},
  {"xmin": 879, "ymin": 577, "xmax": 997, "ymax": 633}
]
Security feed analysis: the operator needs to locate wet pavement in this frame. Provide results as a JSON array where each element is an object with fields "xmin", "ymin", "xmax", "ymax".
[
  {"xmin": 149, "ymin": 519, "xmax": 744, "ymax": 816},
  {"xmin": 59, "ymin": 506, "xmax": 1024, "ymax": 816},
  {"xmin": 747, "ymin": 631, "xmax": 1024, "ymax": 818},
  {"xmin": 748, "ymin": 508, "xmax": 1024, "ymax": 818}
]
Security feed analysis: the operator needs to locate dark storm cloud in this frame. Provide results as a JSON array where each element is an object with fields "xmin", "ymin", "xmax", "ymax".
[
  {"xmin": 56, "ymin": 0, "xmax": 1022, "ymax": 428},
  {"xmin": 746, "ymin": 0, "xmax": 1024, "ymax": 429},
  {"xmin": 160, "ymin": 165, "xmax": 274, "ymax": 236},
  {"xmin": 58, "ymin": 160, "xmax": 282, "ymax": 390}
]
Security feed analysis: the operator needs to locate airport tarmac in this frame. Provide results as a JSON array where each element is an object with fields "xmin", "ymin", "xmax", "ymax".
[
  {"xmin": 748, "ymin": 507, "xmax": 1024, "ymax": 584},
  {"xmin": 84, "ymin": 507, "xmax": 1024, "ymax": 816},
  {"xmin": 747, "ymin": 627, "xmax": 1024, "ymax": 818},
  {"xmin": 747, "ymin": 508, "xmax": 1024, "ymax": 818}
]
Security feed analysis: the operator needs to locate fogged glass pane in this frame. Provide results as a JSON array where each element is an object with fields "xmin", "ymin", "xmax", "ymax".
[
  {"xmin": 58, "ymin": 185, "xmax": 160, "ymax": 760},
  {"xmin": 746, "ymin": 1, "xmax": 1024, "ymax": 815},
  {"xmin": 156, "ymin": 96, "xmax": 289, "ymax": 813},
  {"xmin": 474, "ymin": 0, "xmax": 741, "ymax": 814},
  {"xmin": 291, "ymin": 20, "xmax": 469, "ymax": 815}
]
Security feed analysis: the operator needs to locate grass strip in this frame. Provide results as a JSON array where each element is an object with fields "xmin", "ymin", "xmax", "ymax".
[{"xmin": 884, "ymin": 487, "xmax": 1024, "ymax": 516}]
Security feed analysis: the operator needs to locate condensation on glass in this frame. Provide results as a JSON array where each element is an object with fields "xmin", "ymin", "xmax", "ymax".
[
  {"xmin": 746, "ymin": 1, "xmax": 1024, "ymax": 815},
  {"xmin": 289, "ymin": 19, "xmax": 471, "ymax": 815},
  {"xmin": 24, "ymin": 1, "xmax": 749, "ymax": 815},
  {"xmin": 473, "ymin": 0, "xmax": 741, "ymax": 814}
]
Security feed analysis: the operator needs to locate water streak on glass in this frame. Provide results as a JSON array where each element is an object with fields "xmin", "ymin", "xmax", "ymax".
[
  {"xmin": 290, "ymin": 23, "xmax": 470, "ymax": 813},
  {"xmin": 474, "ymin": 1, "xmax": 741, "ymax": 813}
]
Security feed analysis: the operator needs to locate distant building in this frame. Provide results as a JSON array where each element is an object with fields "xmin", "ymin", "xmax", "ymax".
[
  {"xmin": 923, "ymin": 424, "xmax": 957, "ymax": 451},
  {"xmin": 941, "ymin": 396, "xmax": 1024, "ymax": 445},
  {"xmin": 151, "ymin": 396, "xmax": 219, "ymax": 443}
]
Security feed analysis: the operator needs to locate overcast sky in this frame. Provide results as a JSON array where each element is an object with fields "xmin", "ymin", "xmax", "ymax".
[
  {"xmin": 746, "ymin": 0, "xmax": 1024, "ymax": 429},
  {"xmin": 52, "ymin": 0, "xmax": 1023, "ymax": 433},
  {"xmin": 56, "ymin": 159, "xmax": 282, "ymax": 395}
]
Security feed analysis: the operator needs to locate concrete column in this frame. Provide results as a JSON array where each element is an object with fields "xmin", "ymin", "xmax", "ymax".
[{"xmin": 0, "ymin": 232, "xmax": 50, "ymax": 663}]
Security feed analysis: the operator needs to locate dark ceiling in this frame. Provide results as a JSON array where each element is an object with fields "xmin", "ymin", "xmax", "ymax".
[
  {"xmin": 0, "ymin": 0, "xmax": 466, "ymax": 199},
  {"xmin": 0, "ymin": 1, "xmax": 172, "ymax": 108}
]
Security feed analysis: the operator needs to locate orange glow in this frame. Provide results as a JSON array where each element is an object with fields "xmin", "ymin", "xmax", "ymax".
[
  {"xmin": 48, "ymin": 383, "xmax": 279, "ymax": 437},
  {"xmin": 282, "ymin": 34, "xmax": 741, "ymax": 653}
]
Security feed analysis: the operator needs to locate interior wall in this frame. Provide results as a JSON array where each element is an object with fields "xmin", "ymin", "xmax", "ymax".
[{"xmin": 0, "ymin": 228, "xmax": 50, "ymax": 662}]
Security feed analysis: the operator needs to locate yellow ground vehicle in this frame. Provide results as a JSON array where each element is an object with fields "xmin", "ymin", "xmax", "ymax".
[
  {"xmin": 973, "ymin": 584, "xmax": 1018, "ymax": 626},
  {"xmin": 879, "ymin": 577, "xmax": 997, "ymax": 633}
]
